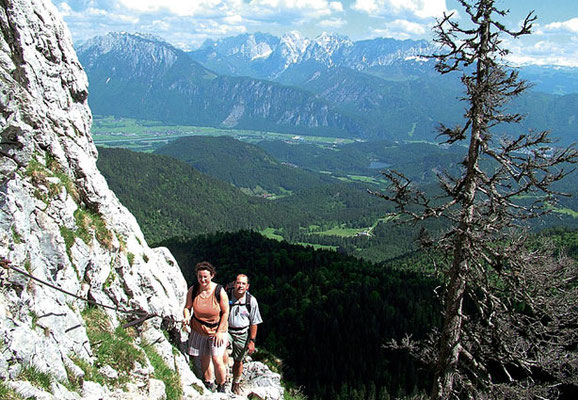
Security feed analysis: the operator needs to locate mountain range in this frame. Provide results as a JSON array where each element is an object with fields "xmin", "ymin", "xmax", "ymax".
[
  {"xmin": 78, "ymin": 32, "xmax": 364, "ymax": 138},
  {"xmin": 77, "ymin": 32, "xmax": 578, "ymax": 144},
  {"xmin": 190, "ymin": 32, "xmax": 578, "ymax": 94},
  {"xmin": 189, "ymin": 31, "xmax": 436, "ymax": 83}
]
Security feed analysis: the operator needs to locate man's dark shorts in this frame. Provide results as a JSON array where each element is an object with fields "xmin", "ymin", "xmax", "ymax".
[{"xmin": 227, "ymin": 329, "xmax": 249, "ymax": 361}]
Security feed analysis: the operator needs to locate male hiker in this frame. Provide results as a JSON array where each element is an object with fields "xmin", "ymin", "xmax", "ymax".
[{"xmin": 226, "ymin": 274, "xmax": 263, "ymax": 395}]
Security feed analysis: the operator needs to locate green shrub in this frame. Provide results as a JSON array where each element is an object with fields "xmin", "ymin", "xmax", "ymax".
[
  {"xmin": 23, "ymin": 260, "xmax": 32, "ymax": 273},
  {"xmin": 250, "ymin": 348, "xmax": 282, "ymax": 374},
  {"xmin": 104, "ymin": 270, "xmax": 116, "ymax": 288},
  {"xmin": 11, "ymin": 227, "xmax": 22, "ymax": 244},
  {"xmin": 62, "ymin": 363, "xmax": 82, "ymax": 393},
  {"xmin": 55, "ymin": 171, "xmax": 79, "ymax": 202},
  {"xmin": 70, "ymin": 355, "xmax": 108, "ymax": 386},
  {"xmin": 24, "ymin": 155, "xmax": 79, "ymax": 204},
  {"xmin": 29, "ymin": 310, "xmax": 39, "ymax": 329},
  {"xmin": 59, "ymin": 226, "xmax": 80, "ymax": 278},
  {"xmin": 283, "ymin": 385, "xmax": 308, "ymax": 400},
  {"xmin": 117, "ymin": 233, "xmax": 127, "ymax": 252},
  {"xmin": 25, "ymin": 158, "xmax": 48, "ymax": 186}
]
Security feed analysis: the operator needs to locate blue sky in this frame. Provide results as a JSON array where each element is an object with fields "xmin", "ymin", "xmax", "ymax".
[{"xmin": 51, "ymin": 0, "xmax": 578, "ymax": 66}]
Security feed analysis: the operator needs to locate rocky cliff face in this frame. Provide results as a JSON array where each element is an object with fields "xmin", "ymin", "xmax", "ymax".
[{"xmin": 0, "ymin": 0, "xmax": 281, "ymax": 398}]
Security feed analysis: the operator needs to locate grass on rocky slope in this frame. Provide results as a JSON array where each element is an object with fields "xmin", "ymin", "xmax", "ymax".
[
  {"xmin": 81, "ymin": 306, "xmax": 183, "ymax": 399},
  {"xmin": 0, "ymin": 380, "xmax": 25, "ymax": 400}
]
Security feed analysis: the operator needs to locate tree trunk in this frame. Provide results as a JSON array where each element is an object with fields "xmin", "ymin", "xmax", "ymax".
[
  {"xmin": 431, "ymin": 237, "xmax": 469, "ymax": 399},
  {"xmin": 430, "ymin": 10, "xmax": 491, "ymax": 396},
  {"xmin": 431, "ymin": 121, "xmax": 482, "ymax": 400}
]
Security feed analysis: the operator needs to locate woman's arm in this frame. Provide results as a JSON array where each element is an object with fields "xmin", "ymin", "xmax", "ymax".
[
  {"xmin": 215, "ymin": 287, "xmax": 229, "ymax": 345},
  {"xmin": 182, "ymin": 287, "xmax": 194, "ymax": 327}
]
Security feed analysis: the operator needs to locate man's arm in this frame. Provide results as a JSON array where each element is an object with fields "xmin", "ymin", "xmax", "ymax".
[{"xmin": 247, "ymin": 324, "xmax": 258, "ymax": 354}]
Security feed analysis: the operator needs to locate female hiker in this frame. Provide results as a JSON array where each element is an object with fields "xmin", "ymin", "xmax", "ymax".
[{"xmin": 183, "ymin": 261, "xmax": 229, "ymax": 392}]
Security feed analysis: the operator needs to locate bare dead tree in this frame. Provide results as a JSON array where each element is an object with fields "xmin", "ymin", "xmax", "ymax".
[{"xmin": 373, "ymin": 0, "xmax": 577, "ymax": 399}]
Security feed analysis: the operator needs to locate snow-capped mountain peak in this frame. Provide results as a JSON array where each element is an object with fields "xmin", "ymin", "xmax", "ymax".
[
  {"xmin": 278, "ymin": 31, "xmax": 310, "ymax": 63},
  {"xmin": 314, "ymin": 32, "xmax": 352, "ymax": 51},
  {"xmin": 198, "ymin": 32, "xmax": 279, "ymax": 62},
  {"xmin": 189, "ymin": 31, "xmax": 436, "ymax": 80}
]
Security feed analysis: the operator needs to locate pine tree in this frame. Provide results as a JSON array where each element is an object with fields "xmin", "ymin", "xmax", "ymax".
[{"xmin": 375, "ymin": 0, "xmax": 578, "ymax": 398}]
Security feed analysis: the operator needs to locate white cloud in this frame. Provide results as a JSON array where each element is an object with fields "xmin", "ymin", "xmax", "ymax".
[
  {"xmin": 370, "ymin": 19, "xmax": 428, "ymax": 40},
  {"xmin": 198, "ymin": 19, "xmax": 247, "ymax": 36},
  {"xmin": 319, "ymin": 18, "xmax": 347, "ymax": 28},
  {"xmin": 57, "ymin": 2, "xmax": 72, "ymax": 16},
  {"xmin": 249, "ymin": 0, "xmax": 344, "ymax": 19},
  {"xmin": 543, "ymin": 18, "xmax": 578, "ymax": 34},
  {"xmin": 352, "ymin": 0, "xmax": 377, "ymax": 14},
  {"xmin": 507, "ymin": 38, "xmax": 578, "ymax": 67},
  {"xmin": 56, "ymin": 4, "xmax": 139, "ymax": 26},
  {"xmin": 117, "ymin": 0, "xmax": 239, "ymax": 16},
  {"xmin": 394, "ymin": 19, "xmax": 426, "ymax": 35},
  {"xmin": 352, "ymin": 0, "xmax": 447, "ymax": 20},
  {"xmin": 116, "ymin": 0, "xmax": 344, "ymax": 19},
  {"xmin": 330, "ymin": 2, "xmax": 344, "ymax": 12},
  {"xmin": 151, "ymin": 20, "xmax": 171, "ymax": 31},
  {"xmin": 115, "ymin": 13, "xmax": 140, "ymax": 24},
  {"xmin": 224, "ymin": 14, "xmax": 243, "ymax": 24}
]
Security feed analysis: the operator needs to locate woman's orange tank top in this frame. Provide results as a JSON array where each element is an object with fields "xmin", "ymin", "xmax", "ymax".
[{"xmin": 192, "ymin": 286, "xmax": 223, "ymax": 336}]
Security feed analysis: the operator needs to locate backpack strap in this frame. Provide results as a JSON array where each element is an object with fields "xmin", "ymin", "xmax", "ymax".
[
  {"xmin": 245, "ymin": 292, "xmax": 252, "ymax": 314},
  {"xmin": 192, "ymin": 282, "xmax": 222, "ymax": 302},
  {"xmin": 193, "ymin": 315, "xmax": 220, "ymax": 328},
  {"xmin": 215, "ymin": 284, "xmax": 222, "ymax": 303},
  {"xmin": 228, "ymin": 289, "xmax": 252, "ymax": 314}
]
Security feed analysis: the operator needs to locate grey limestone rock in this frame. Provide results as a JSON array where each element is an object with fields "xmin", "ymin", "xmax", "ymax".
[
  {"xmin": 0, "ymin": 0, "xmax": 285, "ymax": 399},
  {"xmin": 0, "ymin": 0, "xmax": 191, "ymax": 396}
]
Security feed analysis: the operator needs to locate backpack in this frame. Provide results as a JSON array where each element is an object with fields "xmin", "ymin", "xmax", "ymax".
[
  {"xmin": 191, "ymin": 282, "xmax": 222, "ymax": 302},
  {"xmin": 226, "ymin": 286, "xmax": 252, "ymax": 314}
]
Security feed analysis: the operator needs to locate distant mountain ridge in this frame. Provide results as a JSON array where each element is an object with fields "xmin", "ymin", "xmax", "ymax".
[
  {"xmin": 78, "ymin": 32, "xmax": 578, "ymax": 144},
  {"xmin": 77, "ymin": 32, "xmax": 365, "ymax": 138},
  {"xmin": 191, "ymin": 31, "xmax": 578, "ymax": 94},
  {"xmin": 190, "ymin": 31, "xmax": 435, "ymax": 82}
]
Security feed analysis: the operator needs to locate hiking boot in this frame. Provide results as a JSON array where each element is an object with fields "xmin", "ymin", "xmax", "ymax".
[
  {"xmin": 232, "ymin": 381, "xmax": 242, "ymax": 395},
  {"xmin": 203, "ymin": 380, "xmax": 216, "ymax": 392},
  {"xmin": 216, "ymin": 383, "xmax": 226, "ymax": 393}
]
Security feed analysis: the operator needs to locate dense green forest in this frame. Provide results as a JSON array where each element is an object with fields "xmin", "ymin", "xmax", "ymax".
[
  {"xmin": 257, "ymin": 139, "xmax": 465, "ymax": 183},
  {"xmin": 154, "ymin": 136, "xmax": 337, "ymax": 196},
  {"xmin": 160, "ymin": 230, "xmax": 442, "ymax": 399},
  {"xmin": 161, "ymin": 229, "xmax": 578, "ymax": 399},
  {"xmin": 97, "ymin": 144, "xmax": 577, "ymax": 262},
  {"xmin": 96, "ymin": 148, "xmax": 288, "ymax": 241},
  {"xmin": 97, "ymin": 146, "xmax": 429, "ymax": 261},
  {"xmin": 96, "ymin": 144, "xmax": 577, "ymax": 399}
]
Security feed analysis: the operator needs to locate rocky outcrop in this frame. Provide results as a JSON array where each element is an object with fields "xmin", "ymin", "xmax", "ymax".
[{"xmin": 0, "ymin": 0, "xmax": 282, "ymax": 398}]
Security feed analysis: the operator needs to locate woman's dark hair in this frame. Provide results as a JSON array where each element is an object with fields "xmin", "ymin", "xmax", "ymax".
[{"xmin": 195, "ymin": 261, "xmax": 216, "ymax": 276}]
